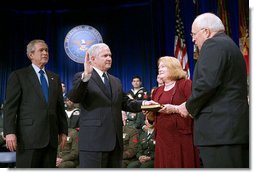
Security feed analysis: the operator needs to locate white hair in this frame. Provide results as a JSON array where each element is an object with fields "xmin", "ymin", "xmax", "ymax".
[
  {"xmin": 87, "ymin": 43, "xmax": 109, "ymax": 58},
  {"xmin": 194, "ymin": 12, "xmax": 225, "ymax": 32}
]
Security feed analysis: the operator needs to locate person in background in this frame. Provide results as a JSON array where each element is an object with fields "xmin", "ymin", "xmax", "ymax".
[
  {"xmin": 61, "ymin": 83, "xmax": 67, "ymax": 100},
  {"xmin": 122, "ymin": 113, "xmax": 139, "ymax": 168},
  {"xmin": 3, "ymin": 39, "xmax": 68, "ymax": 168},
  {"xmin": 127, "ymin": 116, "xmax": 155, "ymax": 168},
  {"xmin": 124, "ymin": 76, "xmax": 149, "ymax": 133},
  {"xmin": 151, "ymin": 75, "xmax": 164, "ymax": 97},
  {"xmin": 65, "ymin": 98, "xmax": 80, "ymax": 129},
  {"xmin": 68, "ymin": 43, "xmax": 155, "ymax": 168},
  {"xmin": 177, "ymin": 12, "xmax": 249, "ymax": 168},
  {"xmin": 61, "ymin": 83, "xmax": 68, "ymax": 109},
  {"xmin": 126, "ymin": 76, "xmax": 149, "ymax": 100},
  {"xmin": 56, "ymin": 128, "xmax": 79, "ymax": 168},
  {"xmin": 123, "ymin": 111, "xmax": 145, "ymax": 133},
  {"xmin": 56, "ymin": 98, "xmax": 80, "ymax": 168},
  {"xmin": 147, "ymin": 56, "xmax": 200, "ymax": 168},
  {"xmin": 156, "ymin": 75, "xmax": 164, "ymax": 87}
]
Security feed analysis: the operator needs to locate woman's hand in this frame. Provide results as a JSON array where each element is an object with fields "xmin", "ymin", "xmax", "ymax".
[{"xmin": 158, "ymin": 104, "xmax": 179, "ymax": 114}]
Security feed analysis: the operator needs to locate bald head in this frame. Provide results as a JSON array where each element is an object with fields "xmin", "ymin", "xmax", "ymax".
[{"xmin": 193, "ymin": 13, "xmax": 225, "ymax": 32}]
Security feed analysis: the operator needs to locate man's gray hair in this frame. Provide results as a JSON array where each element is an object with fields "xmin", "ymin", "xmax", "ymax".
[
  {"xmin": 194, "ymin": 12, "xmax": 225, "ymax": 32},
  {"xmin": 87, "ymin": 43, "xmax": 109, "ymax": 58},
  {"xmin": 26, "ymin": 39, "xmax": 47, "ymax": 57}
]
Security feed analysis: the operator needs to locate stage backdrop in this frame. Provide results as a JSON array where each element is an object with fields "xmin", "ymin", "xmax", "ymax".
[{"xmin": 0, "ymin": 0, "xmax": 248, "ymax": 103}]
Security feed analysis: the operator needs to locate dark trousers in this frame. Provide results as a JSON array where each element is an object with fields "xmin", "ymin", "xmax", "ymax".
[
  {"xmin": 198, "ymin": 144, "xmax": 249, "ymax": 168},
  {"xmin": 79, "ymin": 140, "xmax": 122, "ymax": 168},
  {"xmin": 16, "ymin": 144, "xmax": 57, "ymax": 168}
]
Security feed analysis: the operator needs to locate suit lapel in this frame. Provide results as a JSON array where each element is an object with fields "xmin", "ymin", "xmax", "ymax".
[
  {"xmin": 91, "ymin": 70, "xmax": 112, "ymax": 99},
  {"xmin": 108, "ymin": 74, "xmax": 117, "ymax": 102}
]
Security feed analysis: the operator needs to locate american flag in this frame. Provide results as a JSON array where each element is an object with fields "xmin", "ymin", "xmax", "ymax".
[{"xmin": 174, "ymin": 0, "xmax": 190, "ymax": 78}]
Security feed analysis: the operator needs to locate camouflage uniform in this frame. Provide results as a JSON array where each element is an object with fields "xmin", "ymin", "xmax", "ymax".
[
  {"xmin": 126, "ymin": 112, "xmax": 145, "ymax": 131},
  {"xmin": 57, "ymin": 128, "xmax": 79, "ymax": 168},
  {"xmin": 122, "ymin": 126, "xmax": 139, "ymax": 168},
  {"xmin": 127, "ymin": 128, "xmax": 155, "ymax": 168}
]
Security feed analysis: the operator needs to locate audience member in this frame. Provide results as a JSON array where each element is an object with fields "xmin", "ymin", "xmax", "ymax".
[
  {"xmin": 151, "ymin": 75, "xmax": 164, "ymax": 98},
  {"xmin": 65, "ymin": 98, "xmax": 80, "ymax": 129},
  {"xmin": 127, "ymin": 76, "xmax": 149, "ymax": 100},
  {"xmin": 125, "ymin": 111, "xmax": 145, "ymax": 132},
  {"xmin": 127, "ymin": 117, "xmax": 155, "ymax": 168},
  {"xmin": 124, "ymin": 76, "xmax": 148, "ymax": 133},
  {"xmin": 122, "ymin": 113, "xmax": 139, "ymax": 168},
  {"xmin": 56, "ymin": 128, "xmax": 79, "ymax": 168}
]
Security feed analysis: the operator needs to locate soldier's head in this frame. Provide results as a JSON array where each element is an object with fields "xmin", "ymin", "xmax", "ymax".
[{"xmin": 131, "ymin": 75, "xmax": 142, "ymax": 89}]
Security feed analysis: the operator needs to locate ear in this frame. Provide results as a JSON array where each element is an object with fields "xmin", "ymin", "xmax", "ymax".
[
  {"xmin": 28, "ymin": 53, "xmax": 33, "ymax": 60},
  {"xmin": 205, "ymin": 28, "xmax": 212, "ymax": 38},
  {"xmin": 91, "ymin": 55, "xmax": 95, "ymax": 61}
]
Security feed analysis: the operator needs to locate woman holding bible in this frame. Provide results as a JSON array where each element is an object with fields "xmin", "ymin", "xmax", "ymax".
[{"xmin": 150, "ymin": 56, "xmax": 200, "ymax": 168}]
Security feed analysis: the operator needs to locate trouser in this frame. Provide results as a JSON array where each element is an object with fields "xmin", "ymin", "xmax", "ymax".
[{"xmin": 198, "ymin": 144, "xmax": 249, "ymax": 168}]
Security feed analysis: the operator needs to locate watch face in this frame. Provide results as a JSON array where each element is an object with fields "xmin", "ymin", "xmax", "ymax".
[{"xmin": 64, "ymin": 25, "xmax": 103, "ymax": 63}]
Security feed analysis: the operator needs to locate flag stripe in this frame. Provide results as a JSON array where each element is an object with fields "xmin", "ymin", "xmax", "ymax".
[{"xmin": 174, "ymin": 1, "xmax": 190, "ymax": 78}]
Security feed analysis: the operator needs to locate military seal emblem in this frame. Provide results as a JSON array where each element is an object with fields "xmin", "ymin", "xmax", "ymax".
[{"xmin": 64, "ymin": 25, "xmax": 103, "ymax": 63}]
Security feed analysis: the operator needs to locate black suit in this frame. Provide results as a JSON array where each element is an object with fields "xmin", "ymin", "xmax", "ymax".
[
  {"xmin": 68, "ymin": 70, "xmax": 142, "ymax": 168},
  {"xmin": 3, "ymin": 65, "xmax": 68, "ymax": 167},
  {"xmin": 186, "ymin": 32, "xmax": 249, "ymax": 167}
]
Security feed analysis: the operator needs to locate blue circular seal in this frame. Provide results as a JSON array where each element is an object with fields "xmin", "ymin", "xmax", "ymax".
[{"xmin": 64, "ymin": 25, "xmax": 103, "ymax": 63}]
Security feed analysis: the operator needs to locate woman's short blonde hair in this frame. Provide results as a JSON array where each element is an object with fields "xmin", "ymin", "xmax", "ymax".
[{"xmin": 158, "ymin": 56, "xmax": 187, "ymax": 80}]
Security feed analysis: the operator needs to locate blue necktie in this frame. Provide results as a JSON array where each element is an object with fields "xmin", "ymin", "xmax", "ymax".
[
  {"xmin": 39, "ymin": 70, "xmax": 48, "ymax": 103},
  {"xmin": 102, "ymin": 73, "xmax": 111, "ymax": 97}
]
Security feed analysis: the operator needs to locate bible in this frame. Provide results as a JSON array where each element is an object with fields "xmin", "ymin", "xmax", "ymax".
[{"xmin": 141, "ymin": 104, "xmax": 164, "ymax": 112}]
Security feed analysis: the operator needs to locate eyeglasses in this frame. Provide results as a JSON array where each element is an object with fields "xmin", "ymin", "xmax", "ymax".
[{"xmin": 190, "ymin": 28, "xmax": 205, "ymax": 37}]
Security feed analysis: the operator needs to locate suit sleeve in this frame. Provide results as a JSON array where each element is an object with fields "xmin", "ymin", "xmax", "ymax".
[
  {"xmin": 56, "ymin": 76, "xmax": 68, "ymax": 135},
  {"xmin": 186, "ymin": 39, "xmax": 227, "ymax": 117},
  {"xmin": 68, "ymin": 72, "xmax": 88, "ymax": 103},
  {"xmin": 121, "ymin": 92, "xmax": 142, "ymax": 113},
  {"xmin": 3, "ymin": 72, "xmax": 21, "ymax": 135}
]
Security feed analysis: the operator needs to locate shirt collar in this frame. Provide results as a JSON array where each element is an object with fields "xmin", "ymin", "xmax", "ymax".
[
  {"xmin": 32, "ymin": 63, "xmax": 45, "ymax": 74},
  {"xmin": 93, "ymin": 67, "xmax": 107, "ymax": 77}
]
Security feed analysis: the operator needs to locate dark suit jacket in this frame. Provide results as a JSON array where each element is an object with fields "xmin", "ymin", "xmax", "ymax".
[
  {"xmin": 186, "ymin": 32, "xmax": 249, "ymax": 146},
  {"xmin": 3, "ymin": 65, "xmax": 68, "ymax": 149},
  {"xmin": 68, "ymin": 70, "xmax": 142, "ymax": 152}
]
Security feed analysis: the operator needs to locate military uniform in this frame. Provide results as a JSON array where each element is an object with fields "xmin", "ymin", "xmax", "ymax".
[
  {"xmin": 126, "ymin": 112, "xmax": 145, "ymax": 131},
  {"xmin": 127, "ymin": 128, "xmax": 155, "ymax": 168},
  {"xmin": 57, "ymin": 128, "xmax": 79, "ymax": 168},
  {"xmin": 126, "ymin": 87, "xmax": 148, "ymax": 133},
  {"xmin": 66, "ymin": 108, "xmax": 80, "ymax": 129},
  {"xmin": 122, "ymin": 126, "xmax": 139, "ymax": 168},
  {"xmin": 127, "ymin": 87, "xmax": 149, "ymax": 100}
]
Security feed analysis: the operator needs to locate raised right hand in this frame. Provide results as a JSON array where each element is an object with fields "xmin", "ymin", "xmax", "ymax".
[{"xmin": 84, "ymin": 52, "xmax": 93, "ymax": 76}]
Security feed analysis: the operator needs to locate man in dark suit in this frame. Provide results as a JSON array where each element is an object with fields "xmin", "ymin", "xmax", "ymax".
[
  {"xmin": 177, "ymin": 13, "xmax": 249, "ymax": 168},
  {"xmin": 68, "ymin": 43, "xmax": 154, "ymax": 168},
  {"xmin": 3, "ymin": 39, "xmax": 68, "ymax": 168}
]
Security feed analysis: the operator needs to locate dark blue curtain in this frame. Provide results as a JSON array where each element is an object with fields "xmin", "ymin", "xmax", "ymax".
[{"xmin": 0, "ymin": 0, "xmax": 247, "ymax": 103}]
